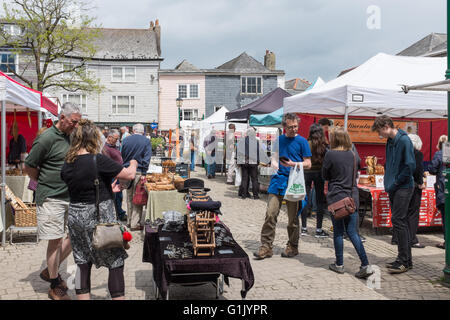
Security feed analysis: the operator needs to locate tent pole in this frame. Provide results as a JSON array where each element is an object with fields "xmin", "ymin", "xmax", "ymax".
[
  {"xmin": 344, "ymin": 106, "xmax": 349, "ymax": 129},
  {"xmin": 38, "ymin": 111, "xmax": 42, "ymax": 130},
  {"xmin": 1, "ymin": 100, "xmax": 6, "ymax": 246}
]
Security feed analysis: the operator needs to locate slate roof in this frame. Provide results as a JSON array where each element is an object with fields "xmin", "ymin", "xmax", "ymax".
[
  {"xmin": 285, "ymin": 78, "xmax": 311, "ymax": 91},
  {"xmin": 397, "ymin": 33, "xmax": 447, "ymax": 57},
  {"xmin": 160, "ymin": 52, "xmax": 285, "ymax": 76},
  {"xmin": 214, "ymin": 52, "xmax": 284, "ymax": 75},
  {"xmin": 80, "ymin": 28, "xmax": 161, "ymax": 60}
]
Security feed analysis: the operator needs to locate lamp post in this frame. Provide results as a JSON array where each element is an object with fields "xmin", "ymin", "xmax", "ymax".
[
  {"xmin": 176, "ymin": 97, "xmax": 183, "ymax": 129},
  {"xmin": 444, "ymin": 0, "xmax": 450, "ymax": 286}
]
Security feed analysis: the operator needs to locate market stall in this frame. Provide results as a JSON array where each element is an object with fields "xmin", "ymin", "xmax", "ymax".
[
  {"xmin": 283, "ymin": 53, "xmax": 448, "ymax": 163},
  {"xmin": 0, "ymin": 71, "xmax": 58, "ymax": 245},
  {"xmin": 142, "ymin": 178, "xmax": 254, "ymax": 299},
  {"xmin": 358, "ymin": 184, "xmax": 441, "ymax": 230}
]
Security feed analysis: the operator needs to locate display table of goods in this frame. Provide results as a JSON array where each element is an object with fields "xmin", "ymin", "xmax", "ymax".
[
  {"xmin": 144, "ymin": 173, "xmax": 187, "ymax": 221},
  {"xmin": 142, "ymin": 186, "xmax": 254, "ymax": 300},
  {"xmin": 358, "ymin": 169, "xmax": 441, "ymax": 228}
]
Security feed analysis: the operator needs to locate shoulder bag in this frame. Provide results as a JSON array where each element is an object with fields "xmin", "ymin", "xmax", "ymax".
[
  {"xmin": 327, "ymin": 151, "xmax": 357, "ymax": 220},
  {"xmin": 91, "ymin": 154, "xmax": 124, "ymax": 250}
]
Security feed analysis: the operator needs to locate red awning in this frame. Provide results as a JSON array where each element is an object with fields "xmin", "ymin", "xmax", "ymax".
[{"xmin": 41, "ymin": 95, "xmax": 58, "ymax": 116}]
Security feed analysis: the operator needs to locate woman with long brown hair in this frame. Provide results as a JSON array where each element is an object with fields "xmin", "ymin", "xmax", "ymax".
[
  {"xmin": 300, "ymin": 123, "xmax": 329, "ymax": 237},
  {"xmin": 61, "ymin": 119, "xmax": 137, "ymax": 300},
  {"xmin": 322, "ymin": 127, "xmax": 373, "ymax": 278}
]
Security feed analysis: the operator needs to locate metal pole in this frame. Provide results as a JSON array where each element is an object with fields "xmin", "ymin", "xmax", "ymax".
[
  {"xmin": 38, "ymin": 111, "xmax": 42, "ymax": 130},
  {"xmin": 443, "ymin": 0, "xmax": 450, "ymax": 286},
  {"xmin": 1, "ymin": 100, "xmax": 6, "ymax": 246},
  {"xmin": 344, "ymin": 106, "xmax": 349, "ymax": 129}
]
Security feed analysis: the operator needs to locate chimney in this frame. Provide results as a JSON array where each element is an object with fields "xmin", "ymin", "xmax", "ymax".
[
  {"xmin": 264, "ymin": 50, "xmax": 276, "ymax": 70},
  {"xmin": 150, "ymin": 19, "xmax": 161, "ymax": 57}
]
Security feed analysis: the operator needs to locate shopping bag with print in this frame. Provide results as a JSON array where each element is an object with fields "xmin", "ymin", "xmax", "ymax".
[{"xmin": 284, "ymin": 162, "xmax": 306, "ymax": 202}]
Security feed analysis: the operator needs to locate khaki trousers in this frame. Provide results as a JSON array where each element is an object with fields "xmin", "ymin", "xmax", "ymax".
[
  {"xmin": 126, "ymin": 173, "xmax": 144, "ymax": 228},
  {"xmin": 260, "ymin": 194, "xmax": 300, "ymax": 249}
]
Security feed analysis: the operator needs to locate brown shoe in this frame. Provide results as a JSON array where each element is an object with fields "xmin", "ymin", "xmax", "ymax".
[
  {"xmin": 48, "ymin": 284, "xmax": 71, "ymax": 300},
  {"xmin": 281, "ymin": 244, "xmax": 299, "ymax": 258},
  {"xmin": 253, "ymin": 246, "xmax": 273, "ymax": 260},
  {"xmin": 40, "ymin": 268, "xmax": 68, "ymax": 292}
]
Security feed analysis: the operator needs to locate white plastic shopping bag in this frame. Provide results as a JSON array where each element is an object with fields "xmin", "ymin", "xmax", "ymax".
[
  {"xmin": 234, "ymin": 166, "xmax": 242, "ymax": 187},
  {"xmin": 284, "ymin": 162, "xmax": 306, "ymax": 201}
]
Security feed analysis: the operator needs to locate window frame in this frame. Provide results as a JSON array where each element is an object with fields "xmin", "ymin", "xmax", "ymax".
[
  {"xmin": 111, "ymin": 95, "xmax": 136, "ymax": 115},
  {"xmin": 240, "ymin": 76, "xmax": 263, "ymax": 95},
  {"xmin": 0, "ymin": 52, "xmax": 18, "ymax": 74},
  {"xmin": 181, "ymin": 108, "xmax": 199, "ymax": 121},
  {"xmin": 111, "ymin": 66, "xmax": 136, "ymax": 83},
  {"xmin": 177, "ymin": 83, "xmax": 199, "ymax": 99},
  {"xmin": 61, "ymin": 93, "xmax": 88, "ymax": 114}
]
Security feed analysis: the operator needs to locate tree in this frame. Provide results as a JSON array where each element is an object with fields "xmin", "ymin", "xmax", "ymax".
[{"xmin": 0, "ymin": 0, "xmax": 103, "ymax": 93}]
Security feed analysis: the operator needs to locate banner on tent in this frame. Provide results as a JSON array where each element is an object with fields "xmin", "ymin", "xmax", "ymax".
[{"xmin": 331, "ymin": 118, "xmax": 418, "ymax": 144}]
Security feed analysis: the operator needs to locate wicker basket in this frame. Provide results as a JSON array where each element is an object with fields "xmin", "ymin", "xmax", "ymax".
[{"xmin": 14, "ymin": 204, "xmax": 37, "ymax": 227}]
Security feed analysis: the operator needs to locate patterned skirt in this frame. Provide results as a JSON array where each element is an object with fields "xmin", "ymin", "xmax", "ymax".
[{"xmin": 68, "ymin": 199, "xmax": 128, "ymax": 269}]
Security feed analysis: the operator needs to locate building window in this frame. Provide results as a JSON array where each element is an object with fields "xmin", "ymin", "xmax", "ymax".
[
  {"xmin": 182, "ymin": 108, "xmax": 199, "ymax": 121},
  {"xmin": 111, "ymin": 66, "xmax": 136, "ymax": 82},
  {"xmin": 241, "ymin": 76, "xmax": 262, "ymax": 94},
  {"xmin": 112, "ymin": 96, "xmax": 135, "ymax": 114},
  {"xmin": 0, "ymin": 53, "xmax": 17, "ymax": 74},
  {"xmin": 178, "ymin": 84, "xmax": 199, "ymax": 99},
  {"xmin": 62, "ymin": 94, "xmax": 87, "ymax": 114},
  {"xmin": 2, "ymin": 24, "xmax": 22, "ymax": 36}
]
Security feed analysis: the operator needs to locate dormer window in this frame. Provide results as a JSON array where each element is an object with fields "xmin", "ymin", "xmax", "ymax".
[{"xmin": 2, "ymin": 24, "xmax": 22, "ymax": 36}]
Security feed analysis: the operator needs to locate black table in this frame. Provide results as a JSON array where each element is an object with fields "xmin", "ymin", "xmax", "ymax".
[{"xmin": 142, "ymin": 222, "xmax": 254, "ymax": 300}]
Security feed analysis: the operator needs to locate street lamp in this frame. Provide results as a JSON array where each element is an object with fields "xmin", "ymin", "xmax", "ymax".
[{"xmin": 176, "ymin": 97, "xmax": 183, "ymax": 129}]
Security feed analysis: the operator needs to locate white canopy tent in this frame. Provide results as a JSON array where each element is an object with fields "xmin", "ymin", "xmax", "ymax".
[
  {"xmin": 284, "ymin": 53, "xmax": 448, "ymax": 126},
  {"xmin": 0, "ymin": 72, "xmax": 42, "ymax": 245}
]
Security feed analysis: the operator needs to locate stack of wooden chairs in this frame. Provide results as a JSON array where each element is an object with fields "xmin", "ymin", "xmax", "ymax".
[{"xmin": 186, "ymin": 188, "xmax": 216, "ymax": 257}]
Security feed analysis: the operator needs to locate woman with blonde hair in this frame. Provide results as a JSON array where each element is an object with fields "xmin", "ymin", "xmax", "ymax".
[
  {"xmin": 322, "ymin": 127, "xmax": 373, "ymax": 278},
  {"xmin": 429, "ymin": 135, "xmax": 447, "ymax": 249},
  {"xmin": 61, "ymin": 119, "xmax": 137, "ymax": 300}
]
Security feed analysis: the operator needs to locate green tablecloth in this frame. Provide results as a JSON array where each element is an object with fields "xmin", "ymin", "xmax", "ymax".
[{"xmin": 145, "ymin": 190, "xmax": 187, "ymax": 221}]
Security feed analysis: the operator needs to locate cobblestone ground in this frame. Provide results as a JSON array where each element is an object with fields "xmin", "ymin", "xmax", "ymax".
[{"xmin": 1, "ymin": 170, "xmax": 449, "ymax": 300}]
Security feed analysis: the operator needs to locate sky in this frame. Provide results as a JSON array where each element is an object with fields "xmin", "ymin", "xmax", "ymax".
[{"xmin": 4, "ymin": 0, "xmax": 448, "ymax": 82}]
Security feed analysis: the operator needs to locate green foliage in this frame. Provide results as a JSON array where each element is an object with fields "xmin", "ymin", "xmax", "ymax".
[
  {"xmin": 151, "ymin": 137, "xmax": 165, "ymax": 150},
  {"xmin": 0, "ymin": 0, "xmax": 104, "ymax": 93}
]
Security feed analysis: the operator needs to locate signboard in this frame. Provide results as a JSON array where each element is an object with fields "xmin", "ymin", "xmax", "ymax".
[
  {"xmin": 150, "ymin": 122, "xmax": 158, "ymax": 130},
  {"xmin": 176, "ymin": 163, "xmax": 189, "ymax": 178},
  {"xmin": 330, "ymin": 119, "xmax": 418, "ymax": 144}
]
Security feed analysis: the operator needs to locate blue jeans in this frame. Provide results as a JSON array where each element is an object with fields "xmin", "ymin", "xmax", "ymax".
[
  {"xmin": 190, "ymin": 151, "xmax": 196, "ymax": 171},
  {"xmin": 331, "ymin": 212, "xmax": 369, "ymax": 267},
  {"xmin": 207, "ymin": 162, "xmax": 216, "ymax": 177}
]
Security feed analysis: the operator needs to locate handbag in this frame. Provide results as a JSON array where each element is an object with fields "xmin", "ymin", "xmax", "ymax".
[
  {"xmin": 91, "ymin": 155, "xmax": 124, "ymax": 251},
  {"xmin": 327, "ymin": 151, "xmax": 357, "ymax": 220},
  {"xmin": 132, "ymin": 176, "xmax": 148, "ymax": 205}
]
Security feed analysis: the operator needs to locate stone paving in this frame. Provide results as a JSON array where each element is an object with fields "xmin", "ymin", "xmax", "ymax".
[{"xmin": 1, "ymin": 170, "xmax": 449, "ymax": 300}]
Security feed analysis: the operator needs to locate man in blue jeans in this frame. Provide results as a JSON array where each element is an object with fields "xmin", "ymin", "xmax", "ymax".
[
  {"xmin": 372, "ymin": 116, "xmax": 416, "ymax": 273},
  {"xmin": 204, "ymin": 130, "xmax": 217, "ymax": 179}
]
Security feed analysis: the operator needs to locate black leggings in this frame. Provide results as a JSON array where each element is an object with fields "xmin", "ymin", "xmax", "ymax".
[{"xmin": 75, "ymin": 263, "xmax": 125, "ymax": 298}]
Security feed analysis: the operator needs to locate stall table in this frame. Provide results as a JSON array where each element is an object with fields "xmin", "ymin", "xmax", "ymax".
[
  {"xmin": 142, "ymin": 222, "xmax": 255, "ymax": 300},
  {"xmin": 358, "ymin": 184, "xmax": 442, "ymax": 231},
  {"xmin": 145, "ymin": 189, "xmax": 187, "ymax": 221}
]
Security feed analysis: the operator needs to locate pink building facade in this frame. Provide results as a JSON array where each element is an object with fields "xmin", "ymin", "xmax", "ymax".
[{"xmin": 159, "ymin": 61, "xmax": 205, "ymax": 131}]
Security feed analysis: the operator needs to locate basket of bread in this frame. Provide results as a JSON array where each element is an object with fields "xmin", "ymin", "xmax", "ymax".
[{"xmin": 145, "ymin": 173, "xmax": 176, "ymax": 191}]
